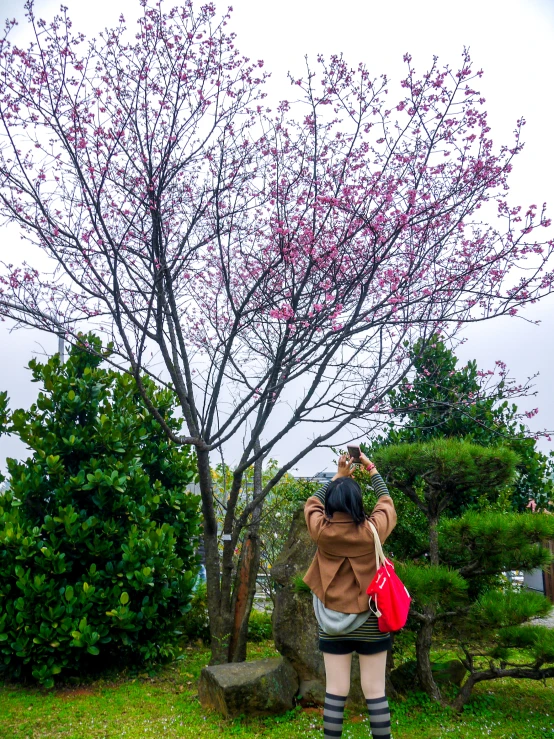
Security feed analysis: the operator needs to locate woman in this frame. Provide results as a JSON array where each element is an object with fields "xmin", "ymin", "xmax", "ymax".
[{"xmin": 304, "ymin": 452, "xmax": 397, "ymax": 739}]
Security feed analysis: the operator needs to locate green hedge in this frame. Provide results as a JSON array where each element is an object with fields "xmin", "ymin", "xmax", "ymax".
[{"xmin": 0, "ymin": 336, "xmax": 201, "ymax": 687}]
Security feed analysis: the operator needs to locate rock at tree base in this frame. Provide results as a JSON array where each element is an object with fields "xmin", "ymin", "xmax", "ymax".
[
  {"xmin": 432, "ymin": 659, "xmax": 467, "ymax": 686},
  {"xmin": 198, "ymin": 657, "xmax": 298, "ymax": 717},
  {"xmin": 272, "ymin": 507, "xmax": 395, "ymax": 708},
  {"xmin": 298, "ymin": 679, "xmax": 326, "ymax": 705},
  {"xmin": 390, "ymin": 659, "xmax": 467, "ymax": 694}
]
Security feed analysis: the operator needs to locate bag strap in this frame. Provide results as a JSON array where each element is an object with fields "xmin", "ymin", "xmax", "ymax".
[
  {"xmin": 368, "ymin": 593, "xmax": 382, "ymax": 618},
  {"xmin": 368, "ymin": 521, "xmax": 387, "ymax": 570}
]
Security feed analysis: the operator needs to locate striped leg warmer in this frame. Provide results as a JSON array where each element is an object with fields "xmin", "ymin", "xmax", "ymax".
[
  {"xmin": 366, "ymin": 695, "xmax": 391, "ymax": 738},
  {"xmin": 323, "ymin": 692, "xmax": 347, "ymax": 738}
]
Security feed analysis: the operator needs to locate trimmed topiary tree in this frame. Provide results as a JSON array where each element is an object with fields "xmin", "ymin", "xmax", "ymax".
[
  {"xmin": 372, "ymin": 439, "xmax": 554, "ymax": 710},
  {"xmin": 0, "ymin": 335, "xmax": 201, "ymax": 687}
]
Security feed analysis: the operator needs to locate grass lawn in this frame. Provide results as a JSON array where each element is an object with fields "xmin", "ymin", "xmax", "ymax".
[{"xmin": 1, "ymin": 641, "xmax": 553, "ymax": 739}]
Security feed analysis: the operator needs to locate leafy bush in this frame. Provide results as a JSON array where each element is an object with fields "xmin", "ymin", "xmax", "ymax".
[
  {"xmin": 181, "ymin": 582, "xmax": 211, "ymax": 644},
  {"xmin": 247, "ymin": 609, "xmax": 273, "ymax": 643},
  {"xmin": 0, "ymin": 336, "xmax": 201, "ymax": 687}
]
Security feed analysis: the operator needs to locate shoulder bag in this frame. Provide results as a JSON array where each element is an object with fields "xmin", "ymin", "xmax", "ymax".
[{"xmin": 366, "ymin": 521, "xmax": 411, "ymax": 632}]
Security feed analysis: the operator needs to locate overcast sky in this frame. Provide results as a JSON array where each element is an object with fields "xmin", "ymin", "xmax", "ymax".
[{"xmin": 1, "ymin": 0, "xmax": 553, "ymax": 476}]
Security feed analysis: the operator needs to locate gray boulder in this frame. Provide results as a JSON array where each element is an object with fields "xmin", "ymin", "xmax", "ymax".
[
  {"xmin": 390, "ymin": 659, "xmax": 467, "ymax": 694},
  {"xmin": 198, "ymin": 657, "xmax": 298, "ymax": 717},
  {"xmin": 272, "ymin": 507, "xmax": 394, "ymax": 708}
]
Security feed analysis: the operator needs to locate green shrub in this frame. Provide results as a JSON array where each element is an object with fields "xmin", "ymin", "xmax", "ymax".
[
  {"xmin": 0, "ymin": 335, "xmax": 201, "ymax": 687},
  {"xmin": 247, "ymin": 609, "xmax": 273, "ymax": 642},
  {"xmin": 181, "ymin": 582, "xmax": 211, "ymax": 644},
  {"xmin": 292, "ymin": 575, "xmax": 311, "ymax": 593}
]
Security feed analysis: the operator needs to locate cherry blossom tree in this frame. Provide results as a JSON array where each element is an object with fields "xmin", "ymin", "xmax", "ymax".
[{"xmin": 1, "ymin": 0, "xmax": 553, "ymax": 662}]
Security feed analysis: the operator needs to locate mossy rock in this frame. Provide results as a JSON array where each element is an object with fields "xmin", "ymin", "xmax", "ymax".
[
  {"xmin": 390, "ymin": 659, "xmax": 467, "ymax": 694},
  {"xmin": 198, "ymin": 657, "xmax": 298, "ymax": 717}
]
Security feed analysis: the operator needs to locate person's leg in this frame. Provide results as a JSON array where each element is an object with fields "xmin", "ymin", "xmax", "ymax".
[
  {"xmin": 322, "ymin": 651, "xmax": 352, "ymax": 738},
  {"xmin": 359, "ymin": 649, "xmax": 387, "ymax": 699},
  {"xmin": 359, "ymin": 650, "xmax": 391, "ymax": 738}
]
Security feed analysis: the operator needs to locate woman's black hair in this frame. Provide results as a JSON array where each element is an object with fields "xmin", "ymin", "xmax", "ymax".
[{"xmin": 324, "ymin": 477, "xmax": 366, "ymax": 525}]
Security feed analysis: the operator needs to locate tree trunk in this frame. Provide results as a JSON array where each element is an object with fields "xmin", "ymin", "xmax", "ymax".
[
  {"xmin": 229, "ymin": 531, "xmax": 262, "ymax": 661},
  {"xmin": 413, "ymin": 514, "xmax": 445, "ymax": 703},
  {"xmin": 229, "ymin": 444, "xmax": 264, "ymax": 662},
  {"xmin": 415, "ymin": 611, "xmax": 444, "ymax": 704},
  {"xmin": 451, "ymin": 664, "xmax": 554, "ymax": 711},
  {"xmin": 196, "ymin": 448, "xmax": 233, "ymax": 664},
  {"xmin": 451, "ymin": 674, "xmax": 477, "ymax": 711},
  {"xmin": 385, "ymin": 633, "xmax": 398, "ymax": 700},
  {"xmin": 428, "ymin": 516, "xmax": 439, "ymax": 566},
  {"xmin": 199, "ymin": 440, "xmax": 266, "ymax": 664}
]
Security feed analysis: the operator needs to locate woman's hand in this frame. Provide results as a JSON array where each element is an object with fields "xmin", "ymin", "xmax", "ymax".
[
  {"xmin": 332, "ymin": 454, "xmax": 356, "ymax": 480},
  {"xmin": 359, "ymin": 452, "xmax": 378, "ymax": 476}
]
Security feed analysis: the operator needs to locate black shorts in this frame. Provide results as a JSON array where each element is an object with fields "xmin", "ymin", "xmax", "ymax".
[{"xmin": 319, "ymin": 636, "xmax": 391, "ymax": 655}]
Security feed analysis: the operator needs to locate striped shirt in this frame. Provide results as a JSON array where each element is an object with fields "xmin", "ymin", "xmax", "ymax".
[{"xmin": 313, "ymin": 472, "xmax": 390, "ymax": 504}]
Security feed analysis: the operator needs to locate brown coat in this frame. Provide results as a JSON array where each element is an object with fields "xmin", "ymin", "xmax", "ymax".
[{"xmin": 303, "ymin": 494, "xmax": 397, "ymax": 614}]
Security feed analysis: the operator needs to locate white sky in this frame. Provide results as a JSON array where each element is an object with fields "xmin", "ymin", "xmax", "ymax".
[{"xmin": 1, "ymin": 0, "xmax": 553, "ymax": 476}]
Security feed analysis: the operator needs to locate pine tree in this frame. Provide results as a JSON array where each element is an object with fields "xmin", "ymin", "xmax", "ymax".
[
  {"xmin": 374, "ymin": 335, "xmax": 554, "ymax": 513},
  {"xmin": 372, "ymin": 439, "xmax": 554, "ymax": 710}
]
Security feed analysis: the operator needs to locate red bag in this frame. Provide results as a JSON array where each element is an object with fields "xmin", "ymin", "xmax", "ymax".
[{"xmin": 366, "ymin": 521, "xmax": 411, "ymax": 632}]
